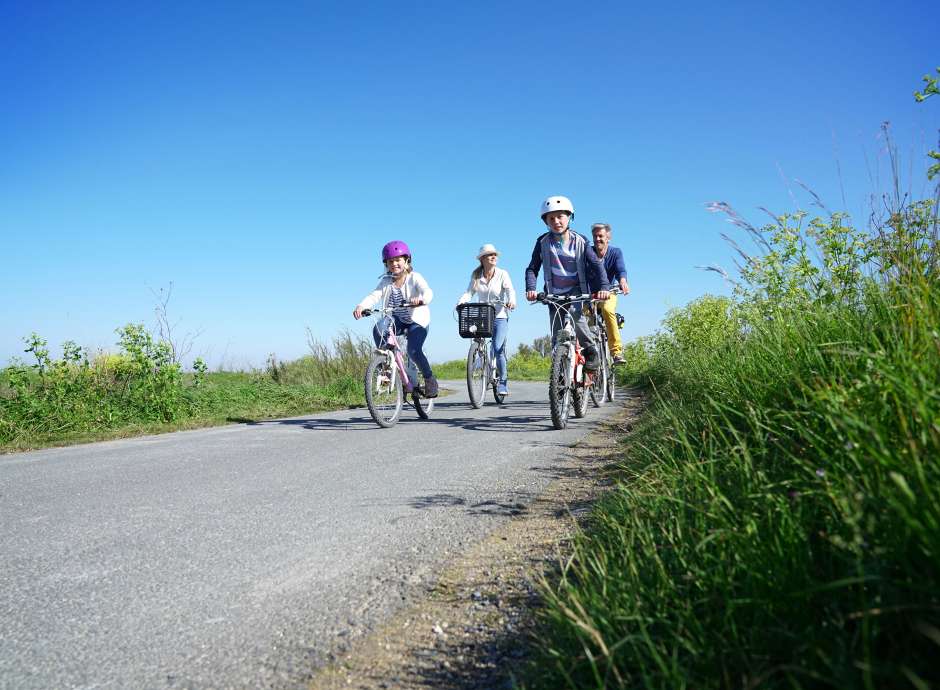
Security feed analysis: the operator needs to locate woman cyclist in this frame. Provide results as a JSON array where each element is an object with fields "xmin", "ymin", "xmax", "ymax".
[
  {"xmin": 353, "ymin": 240, "xmax": 439, "ymax": 398},
  {"xmin": 456, "ymin": 243, "xmax": 517, "ymax": 397}
]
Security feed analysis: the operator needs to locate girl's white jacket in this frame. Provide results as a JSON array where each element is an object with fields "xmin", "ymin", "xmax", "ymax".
[
  {"xmin": 357, "ymin": 271, "xmax": 434, "ymax": 327},
  {"xmin": 457, "ymin": 267, "xmax": 516, "ymax": 319}
]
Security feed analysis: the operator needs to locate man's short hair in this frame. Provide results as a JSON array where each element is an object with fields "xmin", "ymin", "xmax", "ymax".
[{"xmin": 591, "ymin": 223, "xmax": 612, "ymax": 234}]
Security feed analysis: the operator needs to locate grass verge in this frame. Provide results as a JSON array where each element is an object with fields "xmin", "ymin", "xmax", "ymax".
[{"xmin": 521, "ymin": 197, "xmax": 940, "ymax": 686}]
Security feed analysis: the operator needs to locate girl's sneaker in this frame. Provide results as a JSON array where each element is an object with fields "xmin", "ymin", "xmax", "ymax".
[
  {"xmin": 497, "ymin": 381, "xmax": 509, "ymax": 396},
  {"xmin": 424, "ymin": 376, "xmax": 439, "ymax": 398}
]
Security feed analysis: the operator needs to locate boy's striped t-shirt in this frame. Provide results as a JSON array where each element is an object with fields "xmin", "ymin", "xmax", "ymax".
[{"xmin": 549, "ymin": 236, "xmax": 579, "ymax": 293}]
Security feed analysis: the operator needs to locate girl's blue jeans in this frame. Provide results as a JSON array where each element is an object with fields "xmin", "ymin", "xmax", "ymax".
[
  {"xmin": 491, "ymin": 317, "xmax": 509, "ymax": 383},
  {"xmin": 374, "ymin": 317, "xmax": 434, "ymax": 380}
]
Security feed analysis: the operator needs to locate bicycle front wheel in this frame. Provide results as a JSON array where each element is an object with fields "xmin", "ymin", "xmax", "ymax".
[
  {"xmin": 466, "ymin": 341, "xmax": 487, "ymax": 409},
  {"xmin": 605, "ymin": 355, "xmax": 617, "ymax": 402},
  {"xmin": 549, "ymin": 345, "xmax": 572, "ymax": 430},
  {"xmin": 591, "ymin": 333, "xmax": 608, "ymax": 408},
  {"xmin": 365, "ymin": 354, "xmax": 403, "ymax": 428}
]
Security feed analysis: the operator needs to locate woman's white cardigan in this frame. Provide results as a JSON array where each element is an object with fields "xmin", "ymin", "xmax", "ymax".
[
  {"xmin": 357, "ymin": 272, "xmax": 433, "ymax": 327},
  {"xmin": 457, "ymin": 267, "xmax": 516, "ymax": 319}
]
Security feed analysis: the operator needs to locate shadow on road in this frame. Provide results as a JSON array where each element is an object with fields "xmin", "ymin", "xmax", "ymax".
[
  {"xmin": 407, "ymin": 493, "xmax": 530, "ymax": 517},
  {"xmin": 225, "ymin": 399, "xmax": 582, "ymax": 434}
]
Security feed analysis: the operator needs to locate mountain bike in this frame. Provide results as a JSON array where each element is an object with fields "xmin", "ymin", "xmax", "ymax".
[
  {"xmin": 533, "ymin": 293, "xmax": 599, "ymax": 430},
  {"xmin": 588, "ymin": 287, "xmax": 621, "ymax": 407},
  {"xmin": 360, "ymin": 306, "xmax": 434, "ymax": 428},
  {"xmin": 456, "ymin": 300, "xmax": 508, "ymax": 408}
]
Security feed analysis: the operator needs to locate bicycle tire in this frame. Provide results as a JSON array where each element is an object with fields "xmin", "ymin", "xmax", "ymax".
[
  {"xmin": 413, "ymin": 391, "xmax": 434, "ymax": 419},
  {"xmin": 590, "ymin": 330, "xmax": 608, "ymax": 408},
  {"xmin": 606, "ymin": 353, "xmax": 617, "ymax": 402},
  {"xmin": 466, "ymin": 341, "xmax": 487, "ymax": 409},
  {"xmin": 573, "ymin": 365, "xmax": 589, "ymax": 418},
  {"xmin": 365, "ymin": 353, "xmax": 403, "ymax": 428},
  {"xmin": 549, "ymin": 345, "xmax": 572, "ymax": 430}
]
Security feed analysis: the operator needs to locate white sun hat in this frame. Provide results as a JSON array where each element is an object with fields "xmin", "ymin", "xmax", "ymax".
[{"xmin": 476, "ymin": 243, "xmax": 500, "ymax": 259}]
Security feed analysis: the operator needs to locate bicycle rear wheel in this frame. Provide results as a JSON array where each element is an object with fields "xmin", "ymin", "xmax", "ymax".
[
  {"xmin": 573, "ymin": 367, "xmax": 589, "ymax": 418},
  {"xmin": 365, "ymin": 354, "xmax": 403, "ymax": 428},
  {"xmin": 549, "ymin": 345, "xmax": 572, "ymax": 430},
  {"xmin": 466, "ymin": 341, "xmax": 487, "ymax": 409}
]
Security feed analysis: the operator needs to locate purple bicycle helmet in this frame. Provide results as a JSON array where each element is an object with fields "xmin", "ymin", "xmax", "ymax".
[{"xmin": 382, "ymin": 240, "xmax": 411, "ymax": 262}]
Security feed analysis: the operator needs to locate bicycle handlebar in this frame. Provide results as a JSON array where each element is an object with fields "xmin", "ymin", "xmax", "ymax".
[
  {"xmin": 361, "ymin": 301, "xmax": 424, "ymax": 318},
  {"xmin": 534, "ymin": 292, "xmax": 595, "ymax": 304}
]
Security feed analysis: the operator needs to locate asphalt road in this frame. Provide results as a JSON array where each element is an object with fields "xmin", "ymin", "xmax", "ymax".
[{"xmin": 1, "ymin": 379, "xmax": 625, "ymax": 689}]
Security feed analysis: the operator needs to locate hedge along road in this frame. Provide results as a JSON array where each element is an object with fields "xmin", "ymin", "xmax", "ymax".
[{"xmin": 1, "ymin": 379, "xmax": 626, "ymax": 689}]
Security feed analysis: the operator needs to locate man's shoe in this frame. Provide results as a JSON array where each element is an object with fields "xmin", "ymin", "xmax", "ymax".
[
  {"xmin": 423, "ymin": 376, "xmax": 439, "ymax": 398},
  {"xmin": 613, "ymin": 354, "xmax": 626, "ymax": 365},
  {"xmin": 583, "ymin": 347, "xmax": 600, "ymax": 372},
  {"xmin": 497, "ymin": 381, "xmax": 509, "ymax": 396}
]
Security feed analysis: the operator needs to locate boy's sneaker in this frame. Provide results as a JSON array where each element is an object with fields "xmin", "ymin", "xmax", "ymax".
[
  {"xmin": 497, "ymin": 381, "xmax": 509, "ymax": 396},
  {"xmin": 423, "ymin": 376, "xmax": 439, "ymax": 398},
  {"xmin": 613, "ymin": 354, "xmax": 626, "ymax": 365}
]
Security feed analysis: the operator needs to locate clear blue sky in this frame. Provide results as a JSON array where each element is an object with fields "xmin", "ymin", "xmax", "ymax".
[{"xmin": 2, "ymin": 1, "xmax": 937, "ymax": 369}]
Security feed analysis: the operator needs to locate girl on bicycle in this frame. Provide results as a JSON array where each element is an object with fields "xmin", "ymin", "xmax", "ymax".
[
  {"xmin": 456, "ymin": 243, "xmax": 516, "ymax": 396},
  {"xmin": 353, "ymin": 240, "xmax": 439, "ymax": 398}
]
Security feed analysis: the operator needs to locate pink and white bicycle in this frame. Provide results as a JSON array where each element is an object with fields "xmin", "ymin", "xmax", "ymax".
[{"xmin": 360, "ymin": 306, "xmax": 434, "ymax": 428}]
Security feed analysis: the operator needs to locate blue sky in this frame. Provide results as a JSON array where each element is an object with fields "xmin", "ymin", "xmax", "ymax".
[{"xmin": 2, "ymin": 1, "xmax": 937, "ymax": 369}]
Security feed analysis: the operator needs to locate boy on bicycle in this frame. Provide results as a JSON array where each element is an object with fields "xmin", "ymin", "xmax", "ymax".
[
  {"xmin": 525, "ymin": 196, "xmax": 609, "ymax": 370},
  {"xmin": 590, "ymin": 222, "xmax": 630, "ymax": 364}
]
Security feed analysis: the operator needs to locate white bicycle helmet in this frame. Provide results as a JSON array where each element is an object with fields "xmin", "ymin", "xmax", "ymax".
[{"xmin": 540, "ymin": 195, "xmax": 574, "ymax": 219}]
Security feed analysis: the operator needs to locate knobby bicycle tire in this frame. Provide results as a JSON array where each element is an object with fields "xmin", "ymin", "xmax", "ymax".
[
  {"xmin": 590, "ymin": 328, "xmax": 609, "ymax": 408},
  {"xmin": 549, "ymin": 344, "xmax": 572, "ymax": 430},
  {"xmin": 365, "ymin": 354, "xmax": 403, "ymax": 428},
  {"xmin": 573, "ymin": 362, "xmax": 589, "ymax": 418}
]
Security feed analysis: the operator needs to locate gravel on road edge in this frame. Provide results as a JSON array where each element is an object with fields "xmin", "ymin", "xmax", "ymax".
[{"xmin": 309, "ymin": 392, "xmax": 646, "ymax": 689}]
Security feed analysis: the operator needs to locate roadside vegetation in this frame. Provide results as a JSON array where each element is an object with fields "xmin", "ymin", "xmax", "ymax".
[
  {"xmin": 524, "ymin": 75, "xmax": 940, "ymax": 690},
  {"xmin": 0, "ymin": 329, "xmax": 370, "ymax": 453},
  {"xmin": 0, "ymin": 318, "xmax": 551, "ymax": 453}
]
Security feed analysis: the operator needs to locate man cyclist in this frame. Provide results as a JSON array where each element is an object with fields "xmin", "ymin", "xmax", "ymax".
[
  {"xmin": 590, "ymin": 222, "xmax": 630, "ymax": 364},
  {"xmin": 525, "ymin": 195, "xmax": 609, "ymax": 370}
]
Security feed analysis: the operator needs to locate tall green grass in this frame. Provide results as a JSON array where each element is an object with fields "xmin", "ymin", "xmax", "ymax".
[
  {"xmin": 0, "ymin": 330, "xmax": 372, "ymax": 452},
  {"xmin": 525, "ymin": 190, "xmax": 940, "ymax": 686}
]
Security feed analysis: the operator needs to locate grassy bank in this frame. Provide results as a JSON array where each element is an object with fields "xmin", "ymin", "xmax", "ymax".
[
  {"xmin": 523, "ymin": 194, "xmax": 940, "ymax": 684},
  {"xmin": 0, "ymin": 331, "xmax": 370, "ymax": 453}
]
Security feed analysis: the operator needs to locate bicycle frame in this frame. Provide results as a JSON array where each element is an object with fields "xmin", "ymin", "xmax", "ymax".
[
  {"xmin": 372, "ymin": 311, "xmax": 417, "ymax": 394},
  {"xmin": 545, "ymin": 296, "xmax": 593, "ymax": 387}
]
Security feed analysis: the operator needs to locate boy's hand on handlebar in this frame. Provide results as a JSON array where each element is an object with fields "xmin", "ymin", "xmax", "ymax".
[
  {"xmin": 594, "ymin": 290, "xmax": 610, "ymax": 301},
  {"xmin": 526, "ymin": 290, "xmax": 537, "ymax": 302}
]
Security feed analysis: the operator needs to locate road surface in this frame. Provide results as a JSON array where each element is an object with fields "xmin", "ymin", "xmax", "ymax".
[{"xmin": 1, "ymin": 380, "xmax": 625, "ymax": 689}]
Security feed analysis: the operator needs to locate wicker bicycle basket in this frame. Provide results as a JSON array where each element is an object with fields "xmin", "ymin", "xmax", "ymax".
[{"xmin": 457, "ymin": 303, "xmax": 496, "ymax": 338}]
